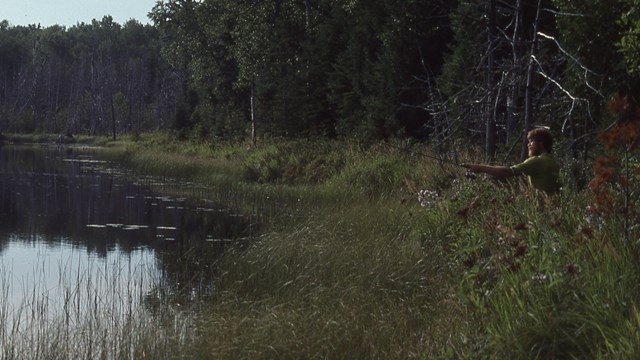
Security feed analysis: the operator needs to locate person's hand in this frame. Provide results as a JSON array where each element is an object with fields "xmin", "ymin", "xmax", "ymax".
[{"xmin": 460, "ymin": 163, "xmax": 477, "ymax": 172}]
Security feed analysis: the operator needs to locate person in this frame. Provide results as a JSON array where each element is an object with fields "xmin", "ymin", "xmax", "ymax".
[{"xmin": 461, "ymin": 128, "xmax": 561, "ymax": 195}]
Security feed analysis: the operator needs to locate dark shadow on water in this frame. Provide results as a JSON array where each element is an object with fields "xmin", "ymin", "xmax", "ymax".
[{"xmin": 0, "ymin": 144, "xmax": 259, "ymax": 307}]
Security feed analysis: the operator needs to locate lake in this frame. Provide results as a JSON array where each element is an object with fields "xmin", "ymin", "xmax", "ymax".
[{"xmin": 0, "ymin": 144, "xmax": 257, "ymax": 354}]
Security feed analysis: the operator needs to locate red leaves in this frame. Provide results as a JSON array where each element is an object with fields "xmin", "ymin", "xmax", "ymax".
[
  {"xmin": 456, "ymin": 197, "xmax": 479, "ymax": 218},
  {"xmin": 597, "ymin": 121, "xmax": 640, "ymax": 151},
  {"xmin": 514, "ymin": 243, "xmax": 528, "ymax": 257},
  {"xmin": 565, "ymin": 263, "xmax": 578, "ymax": 275},
  {"xmin": 590, "ymin": 93, "xmax": 640, "ymax": 217},
  {"xmin": 607, "ymin": 93, "xmax": 640, "ymax": 125},
  {"xmin": 606, "ymin": 94, "xmax": 629, "ymax": 115},
  {"xmin": 514, "ymin": 222, "xmax": 528, "ymax": 231}
]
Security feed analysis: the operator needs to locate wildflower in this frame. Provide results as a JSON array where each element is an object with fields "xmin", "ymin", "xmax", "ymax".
[
  {"xmin": 514, "ymin": 243, "xmax": 528, "ymax": 257},
  {"xmin": 456, "ymin": 206, "xmax": 470, "ymax": 217},
  {"xmin": 509, "ymin": 262, "xmax": 521, "ymax": 272},
  {"xmin": 417, "ymin": 189, "xmax": 439, "ymax": 207},
  {"xmin": 550, "ymin": 219, "xmax": 562, "ymax": 228},
  {"xmin": 580, "ymin": 226, "xmax": 594, "ymax": 237},
  {"xmin": 462, "ymin": 256, "xmax": 476, "ymax": 268},
  {"xmin": 514, "ymin": 222, "xmax": 528, "ymax": 231},
  {"xmin": 456, "ymin": 197, "xmax": 479, "ymax": 217},
  {"xmin": 565, "ymin": 263, "xmax": 578, "ymax": 275},
  {"xmin": 532, "ymin": 273, "xmax": 549, "ymax": 283}
]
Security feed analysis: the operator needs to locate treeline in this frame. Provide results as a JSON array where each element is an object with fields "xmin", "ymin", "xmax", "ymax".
[
  {"xmin": 0, "ymin": 17, "xmax": 169, "ymax": 137},
  {"xmin": 2, "ymin": 0, "xmax": 640, "ymax": 156}
]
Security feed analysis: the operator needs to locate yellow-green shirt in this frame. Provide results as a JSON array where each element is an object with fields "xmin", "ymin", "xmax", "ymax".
[{"xmin": 510, "ymin": 153, "xmax": 561, "ymax": 195}]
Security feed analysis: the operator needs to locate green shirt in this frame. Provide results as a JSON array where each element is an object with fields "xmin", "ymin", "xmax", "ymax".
[{"xmin": 510, "ymin": 153, "xmax": 561, "ymax": 195}]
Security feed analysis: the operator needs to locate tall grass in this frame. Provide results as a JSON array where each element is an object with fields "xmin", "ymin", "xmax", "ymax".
[
  {"xmin": 180, "ymin": 199, "xmax": 468, "ymax": 359},
  {"xmin": 7, "ymin": 133, "xmax": 639, "ymax": 358},
  {"xmin": 88, "ymin": 136, "xmax": 472, "ymax": 358},
  {"xmin": 0, "ymin": 242, "xmax": 196, "ymax": 359},
  {"xmin": 411, "ymin": 175, "xmax": 640, "ymax": 358}
]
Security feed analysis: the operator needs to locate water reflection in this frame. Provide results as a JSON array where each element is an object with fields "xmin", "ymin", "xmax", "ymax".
[
  {"xmin": 1, "ymin": 236, "xmax": 157, "ymax": 335},
  {"xmin": 0, "ymin": 145, "xmax": 256, "ymax": 329}
]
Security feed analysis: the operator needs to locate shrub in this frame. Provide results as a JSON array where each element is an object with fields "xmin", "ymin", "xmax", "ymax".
[
  {"xmin": 590, "ymin": 93, "xmax": 640, "ymax": 240},
  {"xmin": 241, "ymin": 140, "xmax": 347, "ymax": 185},
  {"xmin": 331, "ymin": 155, "xmax": 413, "ymax": 198}
]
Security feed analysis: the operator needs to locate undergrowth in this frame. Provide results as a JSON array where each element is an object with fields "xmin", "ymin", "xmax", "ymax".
[
  {"xmin": 6, "ymin": 130, "xmax": 640, "ymax": 358},
  {"xmin": 195, "ymin": 135, "xmax": 640, "ymax": 358}
]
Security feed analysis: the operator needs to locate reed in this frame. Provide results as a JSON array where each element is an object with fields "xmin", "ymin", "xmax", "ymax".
[
  {"xmin": 86, "ymin": 135, "xmax": 472, "ymax": 358},
  {"xmin": 175, "ymin": 198, "xmax": 465, "ymax": 359},
  {"xmin": 6, "ymin": 133, "xmax": 639, "ymax": 358},
  {"xmin": 0, "ymin": 243, "xmax": 197, "ymax": 359}
]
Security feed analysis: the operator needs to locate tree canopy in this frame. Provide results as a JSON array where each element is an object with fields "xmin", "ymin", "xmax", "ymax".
[{"xmin": 0, "ymin": 1, "xmax": 638, "ymax": 154}]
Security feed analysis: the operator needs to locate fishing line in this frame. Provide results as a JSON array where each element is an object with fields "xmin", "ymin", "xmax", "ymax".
[{"xmin": 381, "ymin": 140, "xmax": 476, "ymax": 179}]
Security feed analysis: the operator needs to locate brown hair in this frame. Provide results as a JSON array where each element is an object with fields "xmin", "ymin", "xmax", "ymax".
[{"xmin": 527, "ymin": 128, "xmax": 553, "ymax": 153}]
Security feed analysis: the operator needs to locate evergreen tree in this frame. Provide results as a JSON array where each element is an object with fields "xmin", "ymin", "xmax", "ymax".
[{"xmin": 554, "ymin": 0, "xmax": 630, "ymax": 156}]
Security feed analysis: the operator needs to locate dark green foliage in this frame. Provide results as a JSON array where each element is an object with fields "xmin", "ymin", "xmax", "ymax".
[
  {"xmin": 241, "ymin": 140, "xmax": 346, "ymax": 185},
  {"xmin": 553, "ymin": 0, "xmax": 630, "ymax": 157},
  {"xmin": 3, "ymin": 0, "xmax": 640, "ymax": 162},
  {"xmin": 0, "ymin": 18, "xmax": 163, "ymax": 136},
  {"xmin": 148, "ymin": 0, "xmax": 457, "ymax": 142},
  {"xmin": 618, "ymin": 0, "xmax": 640, "ymax": 77}
]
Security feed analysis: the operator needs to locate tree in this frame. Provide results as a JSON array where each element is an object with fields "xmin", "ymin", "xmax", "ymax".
[
  {"xmin": 553, "ymin": 0, "xmax": 630, "ymax": 158},
  {"xmin": 0, "ymin": 19, "xmax": 166, "ymax": 136},
  {"xmin": 149, "ymin": 0, "xmax": 200, "ymax": 135},
  {"xmin": 618, "ymin": 1, "xmax": 640, "ymax": 78},
  {"xmin": 439, "ymin": 0, "xmax": 562, "ymax": 160},
  {"xmin": 146, "ymin": 0, "xmax": 457, "ymax": 143},
  {"xmin": 0, "ymin": 24, "xmax": 33, "ymax": 131}
]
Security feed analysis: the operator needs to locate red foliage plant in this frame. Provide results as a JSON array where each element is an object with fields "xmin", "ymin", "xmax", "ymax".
[{"xmin": 590, "ymin": 93, "xmax": 640, "ymax": 216}]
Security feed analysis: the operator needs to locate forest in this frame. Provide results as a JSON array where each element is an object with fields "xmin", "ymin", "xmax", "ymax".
[
  {"xmin": 2, "ymin": 0, "xmax": 639, "ymax": 159},
  {"xmin": 4, "ymin": 1, "xmax": 640, "ymax": 358}
]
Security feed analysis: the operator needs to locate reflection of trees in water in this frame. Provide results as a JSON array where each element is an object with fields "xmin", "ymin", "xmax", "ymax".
[
  {"xmin": 148, "ymin": 207, "xmax": 257, "ymax": 307},
  {"xmin": 0, "ymin": 145, "xmax": 259, "ymax": 306}
]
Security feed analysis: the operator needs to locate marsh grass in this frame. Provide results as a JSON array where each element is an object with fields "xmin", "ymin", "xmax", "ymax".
[
  {"xmin": 85, "ymin": 137, "xmax": 484, "ymax": 358},
  {"xmin": 0, "ymin": 242, "xmax": 197, "ymax": 360},
  {"xmin": 84, "ymin": 136, "xmax": 473, "ymax": 358},
  {"xmin": 416, "ymin": 176, "xmax": 640, "ymax": 358},
  {"xmin": 185, "ymin": 199, "xmax": 468, "ymax": 359},
  {"xmin": 7, "ymin": 133, "xmax": 639, "ymax": 358}
]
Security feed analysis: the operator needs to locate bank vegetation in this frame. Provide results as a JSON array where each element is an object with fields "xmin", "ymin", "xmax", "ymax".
[{"xmin": 30, "ymin": 128, "xmax": 636, "ymax": 358}]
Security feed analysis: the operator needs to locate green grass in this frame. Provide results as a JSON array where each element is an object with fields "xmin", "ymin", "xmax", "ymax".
[
  {"xmin": 6, "ymin": 132, "xmax": 640, "ymax": 358},
  {"xmin": 87, "ymin": 135, "xmax": 473, "ymax": 358},
  {"xmin": 414, "ymin": 178, "xmax": 640, "ymax": 359},
  {"xmin": 173, "ymin": 199, "xmax": 468, "ymax": 359},
  {"xmin": 91, "ymin": 134, "xmax": 640, "ymax": 358},
  {"xmin": 0, "ymin": 247, "xmax": 194, "ymax": 360}
]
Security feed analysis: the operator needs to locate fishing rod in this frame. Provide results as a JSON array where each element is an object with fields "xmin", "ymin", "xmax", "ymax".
[
  {"xmin": 381, "ymin": 140, "xmax": 477, "ymax": 179},
  {"xmin": 422, "ymin": 152, "xmax": 477, "ymax": 179},
  {"xmin": 379, "ymin": 139, "xmax": 459, "ymax": 165},
  {"xmin": 414, "ymin": 148, "xmax": 463, "ymax": 167}
]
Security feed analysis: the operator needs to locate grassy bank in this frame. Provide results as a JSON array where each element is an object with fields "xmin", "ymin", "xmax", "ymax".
[
  {"xmin": 5, "ymin": 131, "xmax": 640, "ymax": 358},
  {"xmin": 90, "ymin": 133, "xmax": 475, "ymax": 358}
]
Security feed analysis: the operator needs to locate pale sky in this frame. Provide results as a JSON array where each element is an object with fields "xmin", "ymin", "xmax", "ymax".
[{"xmin": 1, "ymin": 0, "xmax": 159, "ymax": 27}]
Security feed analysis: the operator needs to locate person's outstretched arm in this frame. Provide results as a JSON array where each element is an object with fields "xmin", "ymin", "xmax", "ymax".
[{"xmin": 461, "ymin": 164, "xmax": 514, "ymax": 179}]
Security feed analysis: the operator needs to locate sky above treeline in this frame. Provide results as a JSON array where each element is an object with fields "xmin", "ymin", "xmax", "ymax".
[{"xmin": 2, "ymin": 0, "xmax": 158, "ymax": 27}]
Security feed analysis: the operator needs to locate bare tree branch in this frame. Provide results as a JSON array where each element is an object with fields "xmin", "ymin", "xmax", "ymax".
[{"xmin": 538, "ymin": 32, "xmax": 604, "ymax": 98}]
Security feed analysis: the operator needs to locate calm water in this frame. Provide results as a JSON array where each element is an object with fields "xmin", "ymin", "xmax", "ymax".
[{"xmin": 0, "ymin": 144, "xmax": 255, "ymax": 335}]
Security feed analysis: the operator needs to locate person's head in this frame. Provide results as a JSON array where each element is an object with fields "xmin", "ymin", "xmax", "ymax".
[{"xmin": 527, "ymin": 128, "xmax": 553, "ymax": 156}]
